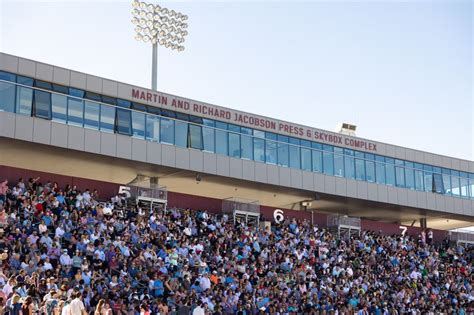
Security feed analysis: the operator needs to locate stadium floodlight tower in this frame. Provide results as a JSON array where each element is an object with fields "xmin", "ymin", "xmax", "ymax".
[{"xmin": 131, "ymin": 0, "xmax": 189, "ymax": 91}]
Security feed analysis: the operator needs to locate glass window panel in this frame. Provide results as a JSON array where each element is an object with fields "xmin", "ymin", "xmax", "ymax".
[
  {"xmin": 0, "ymin": 81, "xmax": 16, "ymax": 112},
  {"xmin": 277, "ymin": 142, "xmax": 289, "ymax": 167},
  {"xmin": 84, "ymin": 101, "xmax": 100, "ymax": 130},
  {"xmin": 355, "ymin": 151, "xmax": 364, "ymax": 159},
  {"xmin": 189, "ymin": 124, "xmax": 203, "ymax": 150},
  {"xmin": 334, "ymin": 151, "xmax": 344, "ymax": 177},
  {"xmin": 366, "ymin": 160, "xmax": 375, "ymax": 182},
  {"xmin": 51, "ymin": 94, "xmax": 67, "ymax": 123},
  {"xmin": 395, "ymin": 166, "xmax": 405, "ymax": 188},
  {"xmin": 216, "ymin": 122, "xmax": 228, "ymax": 131},
  {"xmin": 131, "ymin": 111, "xmax": 145, "ymax": 139},
  {"xmin": 375, "ymin": 162, "xmax": 386, "ymax": 185},
  {"xmin": 17, "ymin": 76, "xmax": 34, "ymax": 86},
  {"xmin": 265, "ymin": 140, "xmax": 277, "ymax": 164},
  {"xmin": 215, "ymin": 130, "xmax": 228, "ymax": 156},
  {"xmin": 312, "ymin": 150, "xmax": 323, "ymax": 173},
  {"xmin": 323, "ymin": 144, "xmax": 333, "ymax": 152},
  {"xmin": 254, "ymin": 138, "xmax": 265, "ymax": 162},
  {"xmin": 52, "ymin": 84, "xmax": 68, "ymax": 94},
  {"xmin": 241, "ymin": 127, "xmax": 252, "ymax": 135},
  {"xmin": 433, "ymin": 174, "xmax": 444, "ymax": 194},
  {"xmin": 229, "ymin": 133, "xmax": 241, "ymax": 158},
  {"xmin": 161, "ymin": 109, "xmax": 176, "ymax": 118},
  {"xmin": 228, "ymin": 124, "xmax": 240, "ymax": 133},
  {"xmin": 442, "ymin": 174, "xmax": 451, "ymax": 195},
  {"xmin": 385, "ymin": 164, "xmax": 395, "ymax": 186},
  {"xmin": 405, "ymin": 167, "xmax": 415, "ymax": 190},
  {"xmin": 451, "ymin": 176, "xmax": 460, "ymax": 196},
  {"xmin": 344, "ymin": 149, "xmax": 354, "ymax": 156},
  {"xmin": 102, "ymin": 96, "xmax": 117, "ymax": 106},
  {"xmin": 34, "ymin": 80, "xmax": 51, "ymax": 90},
  {"xmin": 414, "ymin": 170, "xmax": 424, "ymax": 191},
  {"xmin": 355, "ymin": 159, "xmax": 365, "ymax": 181},
  {"xmin": 145, "ymin": 115, "xmax": 160, "ymax": 142},
  {"xmin": 176, "ymin": 112, "xmax": 189, "ymax": 121},
  {"xmin": 469, "ymin": 175, "xmax": 474, "ymax": 198},
  {"xmin": 117, "ymin": 99, "xmax": 131, "ymax": 108},
  {"xmin": 344, "ymin": 156, "xmax": 355, "ymax": 179},
  {"xmin": 84, "ymin": 92, "xmax": 101, "ymax": 102},
  {"xmin": 323, "ymin": 151, "xmax": 334, "ymax": 176},
  {"xmin": 432, "ymin": 166, "xmax": 441, "ymax": 174},
  {"xmin": 289, "ymin": 137, "xmax": 300, "ymax": 145},
  {"xmin": 460, "ymin": 176, "xmax": 469, "ymax": 197},
  {"xmin": 67, "ymin": 98, "xmax": 83, "ymax": 127},
  {"xmin": 189, "ymin": 115, "xmax": 203, "ymax": 124},
  {"xmin": 254, "ymin": 130, "xmax": 265, "ymax": 138},
  {"xmin": 0, "ymin": 71, "xmax": 16, "ymax": 82},
  {"xmin": 423, "ymin": 164, "xmax": 433, "ymax": 171},
  {"xmin": 174, "ymin": 121, "xmax": 188, "ymax": 148},
  {"xmin": 33, "ymin": 90, "xmax": 51, "ymax": 119},
  {"xmin": 365, "ymin": 153, "xmax": 375, "ymax": 161},
  {"xmin": 395, "ymin": 159, "xmax": 404, "ymax": 166},
  {"xmin": 160, "ymin": 118, "xmax": 175, "ymax": 144},
  {"xmin": 241, "ymin": 135, "xmax": 253, "ymax": 160},
  {"xmin": 68, "ymin": 88, "xmax": 84, "ymax": 98},
  {"xmin": 301, "ymin": 140, "xmax": 311, "ymax": 148},
  {"xmin": 133, "ymin": 103, "xmax": 148, "ymax": 112},
  {"xmin": 202, "ymin": 127, "xmax": 215, "ymax": 153},
  {"xmin": 424, "ymin": 171, "xmax": 433, "ymax": 192},
  {"xmin": 265, "ymin": 132, "xmax": 277, "ymax": 140},
  {"xmin": 312, "ymin": 142, "xmax": 323, "ymax": 150},
  {"xmin": 16, "ymin": 86, "xmax": 33, "ymax": 116},
  {"xmin": 100, "ymin": 104, "xmax": 115, "ymax": 133},
  {"xmin": 301, "ymin": 148, "xmax": 312, "ymax": 171},
  {"xmin": 202, "ymin": 119, "xmax": 215, "ymax": 127},
  {"xmin": 116, "ymin": 108, "xmax": 131, "ymax": 136},
  {"xmin": 289, "ymin": 145, "xmax": 300, "ymax": 169},
  {"xmin": 278, "ymin": 135, "xmax": 289, "ymax": 143}
]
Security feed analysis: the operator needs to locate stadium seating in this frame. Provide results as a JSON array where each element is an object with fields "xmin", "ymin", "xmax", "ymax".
[{"xmin": 0, "ymin": 177, "xmax": 472, "ymax": 314}]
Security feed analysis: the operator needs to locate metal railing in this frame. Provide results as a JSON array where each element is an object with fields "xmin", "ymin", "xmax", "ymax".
[
  {"xmin": 327, "ymin": 215, "xmax": 361, "ymax": 228},
  {"xmin": 222, "ymin": 197, "xmax": 260, "ymax": 214},
  {"xmin": 127, "ymin": 185, "xmax": 168, "ymax": 201},
  {"xmin": 449, "ymin": 231, "xmax": 474, "ymax": 244}
]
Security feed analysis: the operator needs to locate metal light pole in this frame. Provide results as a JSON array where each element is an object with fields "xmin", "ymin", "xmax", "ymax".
[{"xmin": 131, "ymin": 0, "xmax": 189, "ymax": 91}]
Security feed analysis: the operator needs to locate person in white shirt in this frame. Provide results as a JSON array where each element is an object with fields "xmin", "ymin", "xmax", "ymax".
[
  {"xmin": 199, "ymin": 274, "xmax": 211, "ymax": 291},
  {"xmin": 192, "ymin": 301, "xmax": 206, "ymax": 315},
  {"xmin": 2, "ymin": 277, "xmax": 15, "ymax": 297},
  {"xmin": 69, "ymin": 292, "xmax": 86, "ymax": 315},
  {"xmin": 59, "ymin": 250, "xmax": 72, "ymax": 266}
]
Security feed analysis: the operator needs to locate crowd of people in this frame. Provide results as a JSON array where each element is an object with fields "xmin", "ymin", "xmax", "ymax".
[{"xmin": 0, "ymin": 176, "xmax": 472, "ymax": 314}]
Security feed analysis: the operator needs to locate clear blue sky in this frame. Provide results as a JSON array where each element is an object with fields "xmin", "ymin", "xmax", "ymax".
[{"xmin": 1, "ymin": 0, "xmax": 472, "ymax": 160}]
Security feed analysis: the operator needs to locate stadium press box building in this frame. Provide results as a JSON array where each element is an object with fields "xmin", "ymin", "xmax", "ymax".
[{"xmin": 0, "ymin": 52, "xmax": 473, "ymax": 233}]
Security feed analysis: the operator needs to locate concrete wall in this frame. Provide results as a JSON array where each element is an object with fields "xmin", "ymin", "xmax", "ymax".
[{"xmin": 1, "ymin": 110, "xmax": 473, "ymax": 218}]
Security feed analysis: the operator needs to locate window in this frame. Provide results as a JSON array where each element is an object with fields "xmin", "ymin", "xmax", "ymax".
[
  {"xmin": 460, "ymin": 173, "xmax": 469, "ymax": 197},
  {"xmin": 202, "ymin": 127, "xmax": 215, "ymax": 153},
  {"xmin": 116, "ymin": 108, "xmax": 132, "ymax": 136},
  {"xmin": 322, "ymin": 148, "xmax": 334, "ymax": 176},
  {"xmin": 84, "ymin": 101, "xmax": 100, "ymax": 130},
  {"xmin": 277, "ymin": 135, "xmax": 289, "ymax": 167},
  {"xmin": 241, "ymin": 135, "xmax": 253, "ymax": 160},
  {"xmin": 265, "ymin": 140, "xmax": 277, "ymax": 164},
  {"xmin": 289, "ymin": 138, "xmax": 300, "ymax": 169},
  {"xmin": 51, "ymin": 94, "xmax": 67, "ymax": 123},
  {"xmin": 228, "ymin": 133, "xmax": 241, "ymax": 158},
  {"xmin": 404, "ymin": 162, "xmax": 415, "ymax": 190},
  {"xmin": 385, "ymin": 158, "xmax": 395, "ymax": 186},
  {"xmin": 365, "ymin": 160, "xmax": 375, "ymax": 182},
  {"xmin": 160, "ymin": 117, "xmax": 175, "ymax": 144},
  {"xmin": 395, "ymin": 160, "xmax": 405, "ymax": 188},
  {"xmin": 414, "ymin": 164, "xmax": 424, "ymax": 191},
  {"xmin": 0, "ymin": 71, "xmax": 16, "ymax": 82},
  {"xmin": 469, "ymin": 174, "xmax": 474, "ymax": 198},
  {"xmin": 433, "ymin": 174, "xmax": 444, "ymax": 194},
  {"xmin": 442, "ymin": 169, "xmax": 451, "ymax": 195},
  {"xmin": 355, "ymin": 159, "xmax": 365, "ymax": 181},
  {"xmin": 175, "ymin": 121, "xmax": 188, "ymax": 147},
  {"xmin": 254, "ymin": 138, "xmax": 265, "ymax": 162},
  {"xmin": 423, "ymin": 165, "xmax": 433, "ymax": 193},
  {"xmin": 69, "ymin": 88, "xmax": 84, "ymax": 98},
  {"xmin": 189, "ymin": 124, "xmax": 203, "ymax": 150},
  {"xmin": 132, "ymin": 111, "xmax": 146, "ymax": 139},
  {"xmin": 334, "ymin": 148, "xmax": 344, "ymax": 177},
  {"xmin": 375, "ymin": 156, "xmax": 385, "ymax": 185},
  {"xmin": 16, "ymin": 86, "xmax": 33, "ymax": 116},
  {"xmin": 216, "ymin": 130, "xmax": 228, "ymax": 156},
  {"xmin": 33, "ymin": 90, "xmax": 51, "ymax": 119},
  {"xmin": 100, "ymin": 104, "xmax": 115, "ymax": 133},
  {"xmin": 451, "ymin": 173, "xmax": 460, "ymax": 196},
  {"xmin": 344, "ymin": 149, "xmax": 355, "ymax": 180},
  {"xmin": 0, "ymin": 81, "xmax": 16, "ymax": 113},
  {"xmin": 145, "ymin": 115, "xmax": 160, "ymax": 142},
  {"xmin": 67, "ymin": 98, "xmax": 83, "ymax": 127},
  {"xmin": 301, "ymin": 147, "xmax": 312, "ymax": 171},
  {"xmin": 312, "ymin": 150, "xmax": 323, "ymax": 173}
]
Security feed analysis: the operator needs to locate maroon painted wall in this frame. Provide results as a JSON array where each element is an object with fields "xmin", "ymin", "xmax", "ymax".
[{"xmin": 0, "ymin": 165, "xmax": 451, "ymax": 240}]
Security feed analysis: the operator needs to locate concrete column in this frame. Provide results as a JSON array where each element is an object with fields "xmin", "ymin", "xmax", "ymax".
[{"xmin": 420, "ymin": 218, "xmax": 427, "ymax": 229}]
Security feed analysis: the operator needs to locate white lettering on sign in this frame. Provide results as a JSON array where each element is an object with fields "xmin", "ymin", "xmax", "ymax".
[
  {"xmin": 399, "ymin": 226, "xmax": 407, "ymax": 236},
  {"xmin": 273, "ymin": 209, "xmax": 284, "ymax": 224},
  {"xmin": 118, "ymin": 186, "xmax": 131, "ymax": 198}
]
